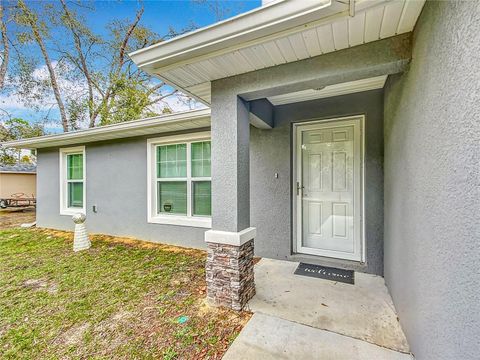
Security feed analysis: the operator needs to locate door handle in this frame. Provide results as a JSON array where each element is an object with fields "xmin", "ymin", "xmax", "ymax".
[{"xmin": 296, "ymin": 182, "xmax": 304, "ymax": 195}]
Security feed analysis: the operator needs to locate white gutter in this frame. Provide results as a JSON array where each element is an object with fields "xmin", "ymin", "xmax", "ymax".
[
  {"xmin": 128, "ymin": 0, "xmax": 345, "ymax": 71},
  {"xmin": 1, "ymin": 108, "xmax": 211, "ymax": 149}
]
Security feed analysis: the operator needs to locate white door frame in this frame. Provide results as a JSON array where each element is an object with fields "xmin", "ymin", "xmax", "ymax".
[{"xmin": 292, "ymin": 115, "xmax": 365, "ymax": 262}]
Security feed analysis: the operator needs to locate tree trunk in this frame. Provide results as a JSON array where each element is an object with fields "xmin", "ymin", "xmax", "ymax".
[
  {"xmin": 0, "ymin": 2, "xmax": 9, "ymax": 89},
  {"xmin": 19, "ymin": 1, "xmax": 69, "ymax": 132},
  {"xmin": 34, "ymin": 29, "xmax": 69, "ymax": 132}
]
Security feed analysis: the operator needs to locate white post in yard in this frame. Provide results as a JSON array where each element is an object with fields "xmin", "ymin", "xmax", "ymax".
[{"xmin": 72, "ymin": 213, "xmax": 91, "ymax": 252}]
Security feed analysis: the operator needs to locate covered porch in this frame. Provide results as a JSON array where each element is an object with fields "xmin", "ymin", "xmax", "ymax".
[
  {"xmin": 201, "ymin": 32, "xmax": 410, "ymax": 310},
  {"xmin": 128, "ymin": 0, "xmax": 424, "ymax": 346}
]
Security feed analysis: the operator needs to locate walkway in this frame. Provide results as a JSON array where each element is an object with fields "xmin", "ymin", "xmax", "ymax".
[{"xmin": 224, "ymin": 258, "xmax": 413, "ymax": 359}]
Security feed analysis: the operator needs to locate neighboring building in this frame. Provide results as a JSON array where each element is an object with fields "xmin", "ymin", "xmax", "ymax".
[
  {"xmin": 0, "ymin": 164, "xmax": 37, "ymax": 199},
  {"xmin": 3, "ymin": 1, "xmax": 479, "ymax": 359}
]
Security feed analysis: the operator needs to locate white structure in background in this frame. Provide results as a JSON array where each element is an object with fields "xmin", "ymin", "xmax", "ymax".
[{"xmin": 72, "ymin": 213, "xmax": 91, "ymax": 252}]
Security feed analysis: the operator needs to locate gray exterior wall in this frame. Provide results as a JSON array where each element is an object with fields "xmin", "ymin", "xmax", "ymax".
[
  {"xmin": 383, "ymin": 1, "xmax": 480, "ymax": 359},
  {"xmin": 251, "ymin": 90, "xmax": 384, "ymax": 275},
  {"xmin": 37, "ymin": 90, "xmax": 384, "ymax": 276},
  {"xmin": 36, "ymin": 132, "xmax": 208, "ymax": 249},
  {"xmin": 36, "ymin": 33, "xmax": 403, "ymax": 278}
]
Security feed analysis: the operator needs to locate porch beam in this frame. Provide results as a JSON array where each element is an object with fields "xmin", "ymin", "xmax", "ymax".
[{"xmin": 249, "ymin": 98, "xmax": 274, "ymax": 129}]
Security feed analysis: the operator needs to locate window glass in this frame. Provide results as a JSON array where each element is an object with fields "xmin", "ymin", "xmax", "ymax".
[
  {"xmin": 153, "ymin": 139, "xmax": 211, "ymax": 221},
  {"xmin": 193, "ymin": 181, "xmax": 211, "ymax": 216},
  {"xmin": 157, "ymin": 181, "xmax": 187, "ymax": 215},
  {"xmin": 68, "ymin": 182, "xmax": 83, "ymax": 208},
  {"xmin": 191, "ymin": 141, "xmax": 211, "ymax": 177},
  {"xmin": 67, "ymin": 154, "xmax": 83, "ymax": 180},
  {"xmin": 157, "ymin": 144, "xmax": 187, "ymax": 178}
]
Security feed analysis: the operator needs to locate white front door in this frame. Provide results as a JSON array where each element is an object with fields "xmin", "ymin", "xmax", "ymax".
[{"xmin": 295, "ymin": 116, "xmax": 364, "ymax": 261}]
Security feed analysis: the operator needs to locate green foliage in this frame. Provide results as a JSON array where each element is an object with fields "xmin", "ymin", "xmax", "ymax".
[
  {"xmin": 20, "ymin": 155, "xmax": 31, "ymax": 163},
  {"xmin": 99, "ymin": 76, "xmax": 151, "ymax": 126},
  {"xmin": 4, "ymin": 1, "xmax": 188, "ymax": 131},
  {"xmin": 162, "ymin": 347, "xmax": 178, "ymax": 360},
  {"xmin": 0, "ymin": 118, "xmax": 44, "ymax": 165},
  {"xmin": 2, "ymin": 118, "xmax": 43, "ymax": 139},
  {"xmin": 66, "ymin": 99, "xmax": 87, "ymax": 130}
]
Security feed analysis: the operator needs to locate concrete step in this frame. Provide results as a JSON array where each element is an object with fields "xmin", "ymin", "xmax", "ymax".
[
  {"xmin": 247, "ymin": 258, "xmax": 409, "ymax": 353},
  {"xmin": 223, "ymin": 313, "xmax": 413, "ymax": 360}
]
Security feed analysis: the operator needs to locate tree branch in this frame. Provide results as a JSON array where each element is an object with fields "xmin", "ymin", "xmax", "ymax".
[
  {"xmin": 117, "ymin": 7, "xmax": 144, "ymax": 69},
  {"xmin": 89, "ymin": 7, "xmax": 145, "ymax": 127},
  {"xmin": 59, "ymin": 0, "xmax": 95, "ymax": 126},
  {"xmin": 145, "ymin": 89, "xmax": 178, "ymax": 107}
]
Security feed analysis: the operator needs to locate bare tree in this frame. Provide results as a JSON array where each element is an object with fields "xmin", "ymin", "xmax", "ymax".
[
  {"xmin": 88, "ymin": 7, "xmax": 144, "ymax": 127},
  {"xmin": 56, "ymin": 2, "xmax": 178, "ymax": 128},
  {"xmin": 7, "ymin": 1, "xmax": 203, "ymax": 132},
  {"xmin": 59, "ymin": 0, "xmax": 96, "ymax": 126},
  {"xmin": 16, "ymin": 0, "xmax": 69, "ymax": 132}
]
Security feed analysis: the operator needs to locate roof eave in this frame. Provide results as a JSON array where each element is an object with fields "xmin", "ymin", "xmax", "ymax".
[
  {"xmin": 1, "ymin": 108, "xmax": 211, "ymax": 149},
  {"xmin": 128, "ymin": 0, "xmax": 342, "ymax": 72}
]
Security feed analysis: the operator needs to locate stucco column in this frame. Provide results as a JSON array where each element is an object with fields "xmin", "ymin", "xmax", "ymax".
[
  {"xmin": 205, "ymin": 88, "xmax": 255, "ymax": 310},
  {"xmin": 211, "ymin": 93, "xmax": 250, "ymax": 232}
]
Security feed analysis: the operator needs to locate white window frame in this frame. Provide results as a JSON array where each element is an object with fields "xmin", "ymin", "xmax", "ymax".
[
  {"xmin": 59, "ymin": 146, "xmax": 86, "ymax": 216},
  {"xmin": 147, "ymin": 131, "xmax": 211, "ymax": 228}
]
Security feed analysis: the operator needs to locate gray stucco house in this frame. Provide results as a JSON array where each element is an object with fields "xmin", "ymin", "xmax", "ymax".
[{"xmin": 3, "ymin": 1, "xmax": 479, "ymax": 359}]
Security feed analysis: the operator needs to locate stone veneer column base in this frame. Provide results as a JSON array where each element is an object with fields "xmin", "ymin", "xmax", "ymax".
[{"xmin": 205, "ymin": 227, "xmax": 256, "ymax": 311}]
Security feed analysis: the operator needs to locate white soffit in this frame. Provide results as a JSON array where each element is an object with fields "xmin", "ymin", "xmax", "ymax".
[
  {"xmin": 129, "ymin": 0, "xmax": 426, "ymax": 105},
  {"xmin": 267, "ymin": 75, "xmax": 388, "ymax": 105},
  {"xmin": 1, "ymin": 109, "xmax": 211, "ymax": 149}
]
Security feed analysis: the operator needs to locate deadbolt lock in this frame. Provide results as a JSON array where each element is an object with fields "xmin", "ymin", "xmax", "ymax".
[{"xmin": 296, "ymin": 182, "xmax": 304, "ymax": 195}]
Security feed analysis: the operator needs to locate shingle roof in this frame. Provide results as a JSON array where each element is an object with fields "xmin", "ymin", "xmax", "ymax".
[{"xmin": 0, "ymin": 164, "xmax": 36, "ymax": 174}]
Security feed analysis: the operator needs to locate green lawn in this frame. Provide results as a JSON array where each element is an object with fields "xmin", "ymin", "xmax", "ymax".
[{"xmin": 0, "ymin": 228, "xmax": 250, "ymax": 359}]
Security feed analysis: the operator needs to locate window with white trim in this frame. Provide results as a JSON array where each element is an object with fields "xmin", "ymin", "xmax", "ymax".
[
  {"xmin": 147, "ymin": 133, "xmax": 211, "ymax": 228},
  {"xmin": 60, "ymin": 146, "xmax": 86, "ymax": 215}
]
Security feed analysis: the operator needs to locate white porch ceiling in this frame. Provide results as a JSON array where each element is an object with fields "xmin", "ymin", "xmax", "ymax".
[
  {"xmin": 130, "ymin": 0, "xmax": 425, "ymax": 105},
  {"xmin": 267, "ymin": 75, "xmax": 388, "ymax": 105}
]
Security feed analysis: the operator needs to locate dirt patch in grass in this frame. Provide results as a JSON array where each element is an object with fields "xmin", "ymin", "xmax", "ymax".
[
  {"xmin": 22, "ymin": 279, "xmax": 58, "ymax": 294},
  {"xmin": 56, "ymin": 322, "xmax": 91, "ymax": 346},
  {"xmin": 0, "ymin": 208, "xmax": 36, "ymax": 228},
  {"xmin": 93, "ymin": 232, "xmax": 207, "ymax": 256},
  {"xmin": 0, "ymin": 228, "xmax": 251, "ymax": 359}
]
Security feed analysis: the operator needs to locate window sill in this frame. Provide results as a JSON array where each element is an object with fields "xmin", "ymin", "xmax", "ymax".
[
  {"xmin": 148, "ymin": 214, "xmax": 211, "ymax": 228},
  {"xmin": 60, "ymin": 208, "xmax": 86, "ymax": 216}
]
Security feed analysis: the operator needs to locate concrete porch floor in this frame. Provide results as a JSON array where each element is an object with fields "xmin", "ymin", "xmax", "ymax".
[{"xmin": 224, "ymin": 258, "xmax": 412, "ymax": 359}]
